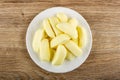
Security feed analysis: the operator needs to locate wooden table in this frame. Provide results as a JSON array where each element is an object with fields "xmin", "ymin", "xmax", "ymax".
[{"xmin": 0, "ymin": 0, "xmax": 120, "ymax": 80}]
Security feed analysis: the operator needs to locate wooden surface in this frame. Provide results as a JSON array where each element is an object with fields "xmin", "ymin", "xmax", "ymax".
[{"xmin": 0, "ymin": 0, "xmax": 120, "ymax": 80}]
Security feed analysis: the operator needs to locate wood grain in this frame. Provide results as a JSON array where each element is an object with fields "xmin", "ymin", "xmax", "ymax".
[{"xmin": 0, "ymin": 0, "xmax": 120, "ymax": 80}]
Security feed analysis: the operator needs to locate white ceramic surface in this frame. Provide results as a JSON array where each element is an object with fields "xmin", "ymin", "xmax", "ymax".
[{"xmin": 26, "ymin": 7, "xmax": 92, "ymax": 73}]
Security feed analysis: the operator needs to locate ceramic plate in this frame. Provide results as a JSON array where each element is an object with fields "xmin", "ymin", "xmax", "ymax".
[{"xmin": 26, "ymin": 7, "xmax": 92, "ymax": 73}]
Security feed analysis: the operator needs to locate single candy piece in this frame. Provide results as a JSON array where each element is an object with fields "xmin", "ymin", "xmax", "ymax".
[
  {"xmin": 56, "ymin": 12, "xmax": 68, "ymax": 22},
  {"xmin": 39, "ymin": 39, "xmax": 50, "ymax": 62},
  {"xmin": 65, "ymin": 40, "xmax": 82, "ymax": 56},
  {"xmin": 52, "ymin": 45, "xmax": 67, "ymax": 65},
  {"xmin": 32, "ymin": 28, "xmax": 45, "ymax": 53},
  {"xmin": 77, "ymin": 26, "xmax": 87, "ymax": 48},
  {"xmin": 43, "ymin": 19, "xmax": 55, "ymax": 38},
  {"xmin": 56, "ymin": 22, "xmax": 78, "ymax": 39},
  {"xmin": 49, "ymin": 16, "xmax": 62, "ymax": 36},
  {"xmin": 50, "ymin": 34, "xmax": 70, "ymax": 48}
]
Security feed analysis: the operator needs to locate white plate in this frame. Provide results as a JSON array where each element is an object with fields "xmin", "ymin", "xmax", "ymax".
[{"xmin": 26, "ymin": 7, "xmax": 92, "ymax": 73}]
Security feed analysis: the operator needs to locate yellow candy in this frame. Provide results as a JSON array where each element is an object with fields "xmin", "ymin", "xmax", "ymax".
[
  {"xmin": 49, "ymin": 16, "xmax": 62, "ymax": 36},
  {"xmin": 65, "ymin": 40, "xmax": 82, "ymax": 56},
  {"xmin": 43, "ymin": 19, "xmax": 55, "ymax": 38},
  {"xmin": 39, "ymin": 39, "xmax": 50, "ymax": 62},
  {"xmin": 50, "ymin": 34, "xmax": 70, "ymax": 48},
  {"xmin": 32, "ymin": 28, "xmax": 45, "ymax": 53},
  {"xmin": 56, "ymin": 22, "xmax": 78, "ymax": 39},
  {"xmin": 77, "ymin": 26, "xmax": 87, "ymax": 48},
  {"xmin": 52, "ymin": 45, "xmax": 67, "ymax": 65}
]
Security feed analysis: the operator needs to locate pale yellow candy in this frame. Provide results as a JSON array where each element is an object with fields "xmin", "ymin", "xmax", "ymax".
[
  {"xmin": 65, "ymin": 40, "xmax": 82, "ymax": 56},
  {"xmin": 32, "ymin": 28, "xmax": 45, "ymax": 53},
  {"xmin": 43, "ymin": 19, "xmax": 55, "ymax": 38},
  {"xmin": 68, "ymin": 18, "xmax": 78, "ymax": 28},
  {"xmin": 52, "ymin": 45, "xmax": 67, "ymax": 65},
  {"xmin": 39, "ymin": 39, "xmax": 50, "ymax": 62},
  {"xmin": 66, "ymin": 51, "xmax": 75, "ymax": 61},
  {"xmin": 56, "ymin": 12, "xmax": 68, "ymax": 22},
  {"xmin": 50, "ymin": 34, "xmax": 70, "ymax": 48},
  {"xmin": 56, "ymin": 22, "xmax": 78, "ymax": 39},
  {"xmin": 49, "ymin": 16, "xmax": 62, "ymax": 36},
  {"xmin": 77, "ymin": 26, "xmax": 87, "ymax": 48},
  {"xmin": 32, "ymin": 12, "xmax": 86, "ymax": 65}
]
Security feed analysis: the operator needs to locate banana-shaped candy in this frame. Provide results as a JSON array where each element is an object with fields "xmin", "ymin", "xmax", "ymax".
[
  {"xmin": 49, "ymin": 17, "xmax": 62, "ymax": 36},
  {"xmin": 43, "ymin": 19, "xmax": 55, "ymax": 38},
  {"xmin": 77, "ymin": 26, "xmax": 87, "ymax": 48},
  {"xmin": 39, "ymin": 39, "xmax": 50, "ymax": 62},
  {"xmin": 52, "ymin": 45, "xmax": 67, "ymax": 65},
  {"xmin": 50, "ymin": 34, "xmax": 70, "ymax": 48},
  {"xmin": 65, "ymin": 40, "xmax": 82, "ymax": 56},
  {"xmin": 56, "ymin": 23, "xmax": 78, "ymax": 39},
  {"xmin": 32, "ymin": 28, "xmax": 45, "ymax": 53}
]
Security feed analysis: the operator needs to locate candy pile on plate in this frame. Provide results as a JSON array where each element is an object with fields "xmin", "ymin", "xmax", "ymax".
[{"xmin": 32, "ymin": 13, "xmax": 87, "ymax": 66}]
